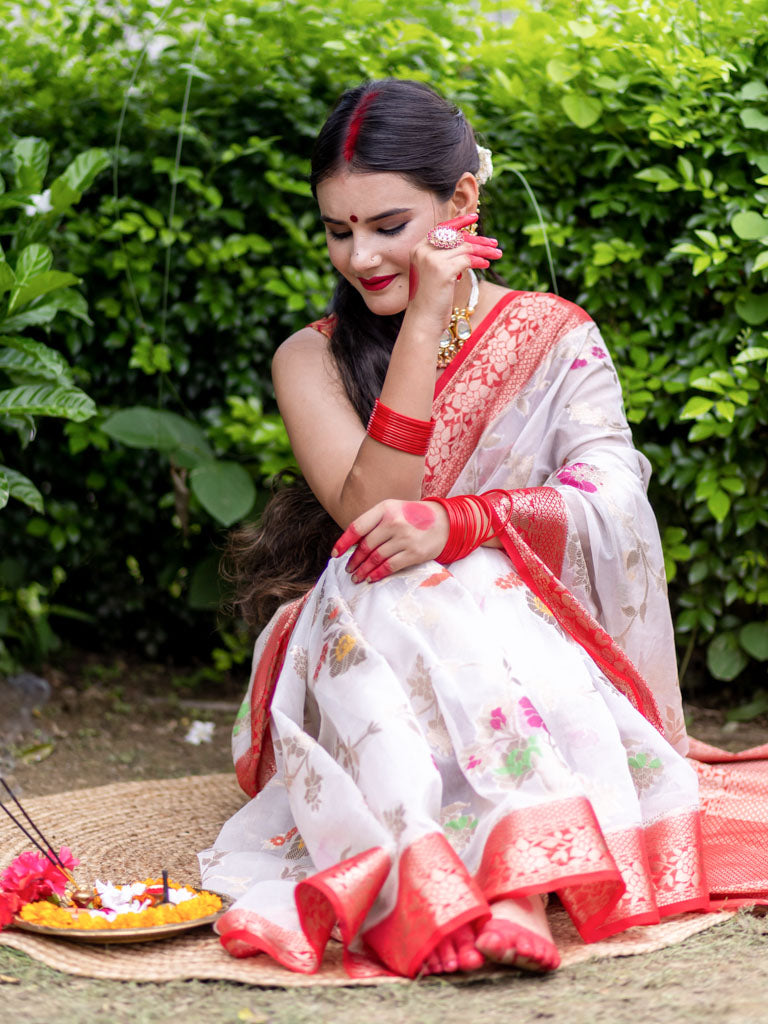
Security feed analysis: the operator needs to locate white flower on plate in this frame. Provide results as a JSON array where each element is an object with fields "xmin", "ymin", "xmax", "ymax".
[{"xmin": 93, "ymin": 880, "xmax": 150, "ymax": 917}]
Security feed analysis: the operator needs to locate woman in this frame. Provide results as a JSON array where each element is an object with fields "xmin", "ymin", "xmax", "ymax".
[{"xmin": 199, "ymin": 79, "xmax": 710, "ymax": 978}]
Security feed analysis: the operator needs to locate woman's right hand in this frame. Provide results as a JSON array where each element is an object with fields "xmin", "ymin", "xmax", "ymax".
[
  {"xmin": 332, "ymin": 498, "xmax": 450, "ymax": 583},
  {"xmin": 405, "ymin": 213, "xmax": 502, "ymax": 336}
]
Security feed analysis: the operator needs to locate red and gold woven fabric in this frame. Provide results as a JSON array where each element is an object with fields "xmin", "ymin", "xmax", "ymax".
[{"xmin": 215, "ymin": 800, "xmax": 710, "ymax": 977}]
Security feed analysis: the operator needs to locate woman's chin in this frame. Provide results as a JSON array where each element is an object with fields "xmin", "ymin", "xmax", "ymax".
[{"xmin": 356, "ymin": 281, "xmax": 407, "ymax": 315}]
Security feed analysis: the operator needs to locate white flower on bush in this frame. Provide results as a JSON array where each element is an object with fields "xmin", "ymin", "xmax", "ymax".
[
  {"xmin": 23, "ymin": 189, "xmax": 53, "ymax": 216},
  {"xmin": 476, "ymin": 146, "xmax": 493, "ymax": 186}
]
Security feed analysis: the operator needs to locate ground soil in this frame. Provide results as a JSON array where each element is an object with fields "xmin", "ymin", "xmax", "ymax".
[{"xmin": 2, "ymin": 655, "xmax": 768, "ymax": 1024}]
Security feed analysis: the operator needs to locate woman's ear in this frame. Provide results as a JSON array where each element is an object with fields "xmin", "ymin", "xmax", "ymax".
[{"xmin": 449, "ymin": 172, "xmax": 480, "ymax": 218}]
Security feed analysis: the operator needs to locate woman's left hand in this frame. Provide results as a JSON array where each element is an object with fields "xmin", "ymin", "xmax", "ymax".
[{"xmin": 332, "ymin": 499, "xmax": 449, "ymax": 583}]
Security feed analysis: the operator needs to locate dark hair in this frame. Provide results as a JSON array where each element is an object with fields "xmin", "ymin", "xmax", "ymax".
[
  {"xmin": 314, "ymin": 79, "xmax": 480, "ymax": 422},
  {"xmin": 227, "ymin": 80, "xmax": 482, "ymax": 628}
]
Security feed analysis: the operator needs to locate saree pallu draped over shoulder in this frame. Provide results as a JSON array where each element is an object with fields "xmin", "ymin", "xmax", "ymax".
[{"xmin": 200, "ymin": 292, "xmax": 766, "ymax": 980}]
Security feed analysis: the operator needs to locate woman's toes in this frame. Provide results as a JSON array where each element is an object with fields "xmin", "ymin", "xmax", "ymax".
[
  {"xmin": 453, "ymin": 924, "xmax": 485, "ymax": 970},
  {"xmin": 437, "ymin": 936, "xmax": 458, "ymax": 972},
  {"xmin": 423, "ymin": 951, "xmax": 442, "ymax": 975},
  {"xmin": 475, "ymin": 919, "xmax": 559, "ymax": 972}
]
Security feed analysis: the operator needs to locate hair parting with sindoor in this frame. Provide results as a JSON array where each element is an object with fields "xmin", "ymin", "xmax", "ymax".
[{"xmin": 224, "ymin": 79, "xmax": 483, "ymax": 630}]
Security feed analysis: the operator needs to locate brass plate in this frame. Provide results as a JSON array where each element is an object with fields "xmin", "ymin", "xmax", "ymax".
[{"xmin": 12, "ymin": 893, "xmax": 226, "ymax": 945}]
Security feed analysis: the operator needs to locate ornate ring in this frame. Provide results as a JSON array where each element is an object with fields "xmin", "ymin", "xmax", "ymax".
[{"xmin": 426, "ymin": 226, "xmax": 462, "ymax": 250}]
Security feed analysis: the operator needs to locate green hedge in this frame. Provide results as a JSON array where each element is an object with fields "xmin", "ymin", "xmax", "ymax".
[{"xmin": 1, "ymin": 0, "xmax": 767, "ymax": 695}]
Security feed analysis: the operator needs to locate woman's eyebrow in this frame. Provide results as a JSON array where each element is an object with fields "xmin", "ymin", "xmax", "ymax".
[{"xmin": 320, "ymin": 207, "xmax": 413, "ymax": 225}]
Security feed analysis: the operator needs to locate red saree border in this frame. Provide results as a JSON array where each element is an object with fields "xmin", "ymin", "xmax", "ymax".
[
  {"xmin": 295, "ymin": 846, "xmax": 391, "ymax": 950},
  {"xmin": 235, "ymin": 594, "xmax": 311, "ymax": 797},
  {"xmin": 423, "ymin": 292, "xmax": 592, "ymax": 500},
  {"xmin": 502, "ymin": 486, "xmax": 569, "ymax": 578},
  {"xmin": 217, "ymin": 804, "xmax": 709, "ymax": 976},
  {"xmin": 217, "ymin": 908, "xmax": 319, "ymax": 973},
  {"xmin": 363, "ymin": 832, "xmax": 490, "ymax": 978},
  {"xmin": 434, "ymin": 291, "xmax": 520, "ymax": 399},
  {"xmin": 486, "ymin": 491, "xmax": 664, "ymax": 734}
]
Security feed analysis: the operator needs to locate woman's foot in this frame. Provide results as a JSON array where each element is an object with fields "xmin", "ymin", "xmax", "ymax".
[
  {"xmin": 474, "ymin": 895, "xmax": 560, "ymax": 972},
  {"xmin": 421, "ymin": 922, "xmax": 486, "ymax": 975}
]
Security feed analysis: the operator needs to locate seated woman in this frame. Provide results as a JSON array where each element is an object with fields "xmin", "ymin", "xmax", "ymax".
[{"xmin": 199, "ymin": 78, "xmax": 710, "ymax": 979}]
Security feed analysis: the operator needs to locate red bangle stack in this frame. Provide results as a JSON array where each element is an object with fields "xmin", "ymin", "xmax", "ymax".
[
  {"xmin": 424, "ymin": 490, "xmax": 514, "ymax": 564},
  {"xmin": 366, "ymin": 399, "xmax": 434, "ymax": 456}
]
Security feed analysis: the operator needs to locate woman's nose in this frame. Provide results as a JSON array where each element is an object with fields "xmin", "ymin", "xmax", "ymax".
[{"xmin": 350, "ymin": 242, "xmax": 381, "ymax": 273}]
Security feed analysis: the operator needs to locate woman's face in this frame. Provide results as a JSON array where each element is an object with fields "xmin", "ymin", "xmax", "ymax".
[{"xmin": 316, "ymin": 170, "xmax": 451, "ymax": 315}]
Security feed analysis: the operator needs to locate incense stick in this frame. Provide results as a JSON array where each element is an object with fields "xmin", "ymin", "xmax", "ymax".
[{"xmin": 0, "ymin": 777, "xmax": 76, "ymax": 883}]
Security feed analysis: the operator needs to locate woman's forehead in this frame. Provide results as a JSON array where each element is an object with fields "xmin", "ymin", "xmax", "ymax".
[{"xmin": 316, "ymin": 171, "xmax": 430, "ymax": 219}]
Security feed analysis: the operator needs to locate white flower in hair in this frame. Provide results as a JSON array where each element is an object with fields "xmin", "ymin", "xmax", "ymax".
[{"xmin": 476, "ymin": 146, "xmax": 493, "ymax": 186}]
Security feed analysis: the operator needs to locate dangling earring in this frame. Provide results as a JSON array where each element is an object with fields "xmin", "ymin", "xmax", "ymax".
[{"xmin": 462, "ymin": 200, "xmax": 480, "ymax": 237}]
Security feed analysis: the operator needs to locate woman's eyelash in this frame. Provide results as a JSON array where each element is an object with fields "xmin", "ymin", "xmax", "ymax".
[{"xmin": 328, "ymin": 223, "xmax": 408, "ymax": 240}]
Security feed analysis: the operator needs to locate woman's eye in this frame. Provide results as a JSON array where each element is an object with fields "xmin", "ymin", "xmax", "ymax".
[
  {"xmin": 380, "ymin": 224, "xmax": 406, "ymax": 236},
  {"xmin": 328, "ymin": 230, "xmax": 351, "ymax": 240}
]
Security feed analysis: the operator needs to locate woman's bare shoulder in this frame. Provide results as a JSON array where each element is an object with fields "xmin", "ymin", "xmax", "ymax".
[{"xmin": 273, "ymin": 325, "xmax": 328, "ymax": 366}]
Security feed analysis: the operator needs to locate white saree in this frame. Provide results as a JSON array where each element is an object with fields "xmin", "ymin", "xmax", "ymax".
[{"xmin": 199, "ymin": 291, "xmax": 708, "ymax": 977}]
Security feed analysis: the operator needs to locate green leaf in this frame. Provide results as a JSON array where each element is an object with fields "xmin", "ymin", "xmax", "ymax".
[
  {"xmin": 726, "ymin": 692, "xmax": 768, "ymax": 723},
  {"xmin": 706, "ymin": 633, "xmax": 747, "ymax": 682},
  {"xmin": 189, "ymin": 460, "xmax": 256, "ymax": 527},
  {"xmin": 561, "ymin": 93, "xmax": 602, "ymax": 129},
  {"xmin": 739, "ymin": 81, "xmax": 768, "ymax": 101},
  {"xmin": 51, "ymin": 289, "xmax": 91, "ymax": 325},
  {"xmin": 740, "ymin": 622, "xmax": 768, "ymax": 661},
  {"xmin": 635, "ymin": 166, "xmax": 676, "ymax": 185},
  {"xmin": 48, "ymin": 148, "xmax": 110, "ymax": 213},
  {"xmin": 546, "ymin": 58, "xmax": 579, "ymax": 84},
  {"xmin": 754, "ymin": 251, "xmax": 768, "ymax": 273},
  {"xmin": 0, "ymin": 466, "xmax": 43, "ymax": 512},
  {"xmin": 680, "ymin": 396, "xmax": 713, "ymax": 419},
  {"xmin": 0, "ymin": 470, "xmax": 8, "ymax": 510},
  {"xmin": 0, "ymin": 259, "xmax": 16, "ymax": 298},
  {"xmin": 0, "ymin": 336, "xmax": 74, "ymax": 385},
  {"xmin": 694, "ymin": 229, "xmax": 719, "ymax": 249},
  {"xmin": 0, "ymin": 303, "xmax": 62, "ymax": 333},
  {"xmin": 567, "ymin": 19, "xmax": 597, "ymax": 37},
  {"xmin": 13, "ymin": 244, "xmax": 52, "ymax": 283},
  {"xmin": 0, "ymin": 384, "xmax": 96, "ymax": 421},
  {"xmin": 740, "ymin": 109, "xmax": 768, "ymax": 131},
  {"xmin": 101, "ymin": 407, "xmax": 212, "ymax": 466},
  {"xmin": 734, "ymin": 346, "xmax": 768, "ymax": 363},
  {"xmin": 732, "ymin": 211, "xmax": 768, "ymax": 240},
  {"xmin": 735, "ymin": 293, "xmax": 768, "ymax": 325},
  {"xmin": 12, "ymin": 138, "xmax": 49, "ymax": 192},
  {"xmin": 707, "ymin": 489, "xmax": 730, "ymax": 521},
  {"xmin": 8, "ymin": 270, "xmax": 80, "ymax": 314}
]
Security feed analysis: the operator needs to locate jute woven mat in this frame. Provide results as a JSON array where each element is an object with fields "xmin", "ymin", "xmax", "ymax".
[{"xmin": 0, "ymin": 774, "xmax": 732, "ymax": 987}]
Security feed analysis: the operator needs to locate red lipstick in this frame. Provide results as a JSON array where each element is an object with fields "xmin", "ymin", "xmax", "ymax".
[{"xmin": 359, "ymin": 274, "xmax": 397, "ymax": 291}]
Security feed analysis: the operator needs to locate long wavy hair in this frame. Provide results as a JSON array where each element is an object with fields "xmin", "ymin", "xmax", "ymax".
[{"xmin": 224, "ymin": 79, "xmax": 482, "ymax": 630}]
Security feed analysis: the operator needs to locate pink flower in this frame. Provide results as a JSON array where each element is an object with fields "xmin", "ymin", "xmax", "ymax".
[
  {"xmin": 519, "ymin": 697, "xmax": 549, "ymax": 732},
  {"xmin": 556, "ymin": 463, "xmax": 598, "ymax": 493},
  {"xmin": 0, "ymin": 889, "xmax": 20, "ymax": 930},
  {"xmin": 591, "ymin": 346, "xmax": 607, "ymax": 359},
  {"xmin": 490, "ymin": 707, "xmax": 507, "ymax": 731},
  {"xmin": 0, "ymin": 847, "xmax": 78, "ymax": 904},
  {"xmin": 466, "ymin": 755, "xmax": 482, "ymax": 770},
  {"xmin": 570, "ymin": 358, "xmax": 588, "ymax": 369}
]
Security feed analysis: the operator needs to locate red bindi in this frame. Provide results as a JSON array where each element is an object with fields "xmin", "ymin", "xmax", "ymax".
[{"xmin": 350, "ymin": 215, "xmax": 358, "ymax": 223}]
